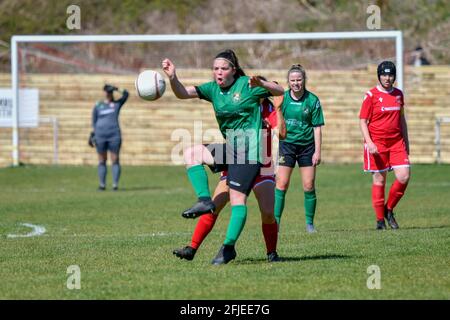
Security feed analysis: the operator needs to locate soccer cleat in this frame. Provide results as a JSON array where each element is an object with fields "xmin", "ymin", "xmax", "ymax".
[
  {"xmin": 376, "ymin": 219, "xmax": 387, "ymax": 230},
  {"xmin": 98, "ymin": 185, "xmax": 106, "ymax": 191},
  {"xmin": 112, "ymin": 185, "xmax": 118, "ymax": 191},
  {"xmin": 173, "ymin": 246, "xmax": 196, "ymax": 261},
  {"xmin": 182, "ymin": 199, "xmax": 216, "ymax": 219},
  {"xmin": 211, "ymin": 245, "xmax": 236, "ymax": 265},
  {"xmin": 385, "ymin": 208, "xmax": 399, "ymax": 229},
  {"xmin": 306, "ymin": 223, "xmax": 316, "ymax": 233},
  {"xmin": 267, "ymin": 251, "xmax": 281, "ymax": 262}
]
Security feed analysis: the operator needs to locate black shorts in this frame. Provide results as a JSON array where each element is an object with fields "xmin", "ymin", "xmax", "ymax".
[
  {"xmin": 278, "ymin": 141, "xmax": 315, "ymax": 168},
  {"xmin": 227, "ymin": 163, "xmax": 262, "ymax": 196},
  {"xmin": 96, "ymin": 138, "xmax": 122, "ymax": 154},
  {"xmin": 205, "ymin": 143, "xmax": 261, "ymax": 196},
  {"xmin": 204, "ymin": 143, "xmax": 228, "ymax": 173}
]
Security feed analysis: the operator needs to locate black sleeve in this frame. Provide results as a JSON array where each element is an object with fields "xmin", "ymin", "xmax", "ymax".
[
  {"xmin": 116, "ymin": 89, "xmax": 129, "ymax": 108},
  {"xmin": 92, "ymin": 105, "xmax": 98, "ymax": 130}
]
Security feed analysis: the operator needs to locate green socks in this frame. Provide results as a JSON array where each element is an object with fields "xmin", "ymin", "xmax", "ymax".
[
  {"xmin": 304, "ymin": 190, "xmax": 317, "ymax": 225},
  {"xmin": 187, "ymin": 165, "xmax": 211, "ymax": 199},
  {"xmin": 224, "ymin": 205, "xmax": 247, "ymax": 245},
  {"xmin": 275, "ymin": 188, "xmax": 317, "ymax": 226},
  {"xmin": 274, "ymin": 188, "xmax": 286, "ymax": 225}
]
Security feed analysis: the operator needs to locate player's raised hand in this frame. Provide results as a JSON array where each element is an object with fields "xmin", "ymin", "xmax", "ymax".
[
  {"xmin": 162, "ymin": 58, "xmax": 176, "ymax": 79},
  {"xmin": 249, "ymin": 75, "xmax": 264, "ymax": 88}
]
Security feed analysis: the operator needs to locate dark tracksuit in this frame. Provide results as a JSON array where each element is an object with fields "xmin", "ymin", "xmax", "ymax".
[{"xmin": 92, "ymin": 90, "xmax": 129, "ymax": 188}]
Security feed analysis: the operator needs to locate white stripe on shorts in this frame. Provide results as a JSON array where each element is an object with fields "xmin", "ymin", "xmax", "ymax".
[
  {"xmin": 365, "ymin": 143, "xmax": 371, "ymax": 171},
  {"xmin": 391, "ymin": 164, "xmax": 411, "ymax": 169},
  {"xmin": 364, "ymin": 168, "xmax": 390, "ymax": 173}
]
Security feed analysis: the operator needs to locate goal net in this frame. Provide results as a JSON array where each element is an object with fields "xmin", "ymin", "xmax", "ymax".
[{"xmin": 4, "ymin": 32, "xmax": 403, "ymax": 167}]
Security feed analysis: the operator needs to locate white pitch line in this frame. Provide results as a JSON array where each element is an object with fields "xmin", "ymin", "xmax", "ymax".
[
  {"xmin": 7, "ymin": 223, "xmax": 46, "ymax": 238},
  {"xmin": 137, "ymin": 232, "xmax": 192, "ymax": 237},
  {"xmin": 15, "ymin": 231, "xmax": 192, "ymax": 238}
]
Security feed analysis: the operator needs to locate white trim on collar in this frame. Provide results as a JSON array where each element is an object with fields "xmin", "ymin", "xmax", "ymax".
[{"xmin": 376, "ymin": 85, "xmax": 395, "ymax": 94}]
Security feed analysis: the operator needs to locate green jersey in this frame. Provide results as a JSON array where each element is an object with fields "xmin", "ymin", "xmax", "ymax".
[
  {"xmin": 281, "ymin": 89, "xmax": 324, "ymax": 145},
  {"xmin": 196, "ymin": 76, "xmax": 271, "ymax": 162}
]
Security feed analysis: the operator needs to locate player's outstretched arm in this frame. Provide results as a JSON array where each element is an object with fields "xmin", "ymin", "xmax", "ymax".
[
  {"xmin": 116, "ymin": 88, "xmax": 129, "ymax": 106},
  {"xmin": 162, "ymin": 58, "xmax": 198, "ymax": 99},
  {"xmin": 249, "ymin": 76, "xmax": 284, "ymax": 96}
]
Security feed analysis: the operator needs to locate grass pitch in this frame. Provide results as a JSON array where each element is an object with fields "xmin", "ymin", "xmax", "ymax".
[{"xmin": 0, "ymin": 164, "xmax": 449, "ymax": 299}]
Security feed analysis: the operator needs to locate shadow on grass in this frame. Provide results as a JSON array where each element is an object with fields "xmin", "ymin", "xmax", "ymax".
[
  {"xmin": 327, "ymin": 225, "xmax": 450, "ymax": 233},
  {"xmin": 113, "ymin": 186, "xmax": 165, "ymax": 192},
  {"xmin": 237, "ymin": 254, "xmax": 355, "ymax": 264},
  {"xmin": 397, "ymin": 225, "xmax": 450, "ymax": 231}
]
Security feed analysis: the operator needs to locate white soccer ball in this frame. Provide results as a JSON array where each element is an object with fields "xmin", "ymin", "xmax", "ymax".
[{"xmin": 135, "ymin": 70, "xmax": 166, "ymax": 101}]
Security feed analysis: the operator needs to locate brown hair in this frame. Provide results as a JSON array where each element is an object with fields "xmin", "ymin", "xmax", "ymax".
[
  {"xmin": 214, "ymin": 49, "xmax": 246, "ymax": 79},
  {"xmin": 287, "ymin": 64, "xmax": 307, "ymax": 87}
]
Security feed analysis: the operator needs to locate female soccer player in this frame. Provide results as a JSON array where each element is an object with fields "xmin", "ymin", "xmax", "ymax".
[
  {"xmin": 172, "ymin": 98, "xmax": 286, "ymax": 262},
  {"xmin": 162, "ymin": 50, "xmax": 284, "ymax": 264},
  {"xmin": 359, "ymin": 61, "xmax": 410, "ymax": 230},
  {"xmin": 274, "ymin": 64, "xmax": 324, "ymax": 233},
  {"xmin": 91, "ymin": 84, "xmax": 128, "ymax": 191}
]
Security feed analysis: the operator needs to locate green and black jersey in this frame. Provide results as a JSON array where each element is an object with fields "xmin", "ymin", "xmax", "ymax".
[
  {"xmin": 196, "ymin": 76, "xmax": 271, "ymax": 162},
  {"xmin": 281, "ymin": 89, "xmax": 324, "ymax": 145}
]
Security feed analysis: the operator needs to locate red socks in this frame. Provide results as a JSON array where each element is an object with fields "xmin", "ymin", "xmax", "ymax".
[
  {"xmin": 262, "ymin": 223, "xmax": 278, "ymax": 254},
  {"xmin": 372, "ymin": 184, "xmax": 386, "ymax": 221},
  {"xmin": 387, "ymin": 180, "xmax": 408, "ymax": 210},
  {"xmin": 190, "ymin": 213, "xmax": 218, "ymax": 249},
  {"xmin": 190, "ymin": 214, "xmax": 279, "ymax": 253},
  {"xmin": 372, "ymin": 180, "xmax": 408, "ymax": 220}
]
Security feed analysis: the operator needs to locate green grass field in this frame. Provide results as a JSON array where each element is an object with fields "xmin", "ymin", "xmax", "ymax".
[{"xmin": 0, "ymin": 164, "xmax": 449, "ymax": 299}]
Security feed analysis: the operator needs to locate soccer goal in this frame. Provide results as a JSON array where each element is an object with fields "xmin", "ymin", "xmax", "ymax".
[{"xmin": 8, "ymin": 31, "xmax": 403, "ymax": 167}]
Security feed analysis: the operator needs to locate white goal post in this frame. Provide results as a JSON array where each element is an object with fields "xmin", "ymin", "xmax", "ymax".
[
  {"xmin": 435, "ymin": 116, "xmax": 450, "ymax": 164},
  {"xmin": 10, "ymin": 31, "xmax": 403, "ymax": 166}
]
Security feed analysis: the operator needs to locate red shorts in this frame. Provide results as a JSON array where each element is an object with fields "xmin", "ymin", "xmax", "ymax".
[
  {"xmin": 220, "ymin": 171, "xmax": 275, "ymax": 188},
  {"xmin": 364, "ymin": 138, "xmax": 410, "ymax": 172}
]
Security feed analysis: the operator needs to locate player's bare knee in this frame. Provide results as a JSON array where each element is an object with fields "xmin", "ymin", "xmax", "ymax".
[
  {"xmin": 398, "ymin": 174, "xmax": 410, "ymax": 184},
  {"xmin": 303, "ymin": 181, "xmax": 315, "ymax": 192},
  {"xmin": 98, "ymin": 153, "xmax": 107, "ymax": 162},
  {"xmin": 276, "ymin": 180, "xmax": 289, "ymax": 191},
  {"xmin": 372, "ymin": 173, "xmax": 386, "ymax": 185},
  {"xmin": 183, "ymin": 146, "xmax": 194, "ymax": 165},
  {"xmin": 230, "ymin": 190, "xmax": 246, "ymax": 206},
  {"xmin": 183, "ymin": 145, "xmax": 203, "ymax": 166}
]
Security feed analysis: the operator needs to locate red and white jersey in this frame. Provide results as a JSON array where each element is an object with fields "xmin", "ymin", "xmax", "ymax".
[{"xmin": 359, "ymin": 85, "xmax": 404, "ymax": 141}]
